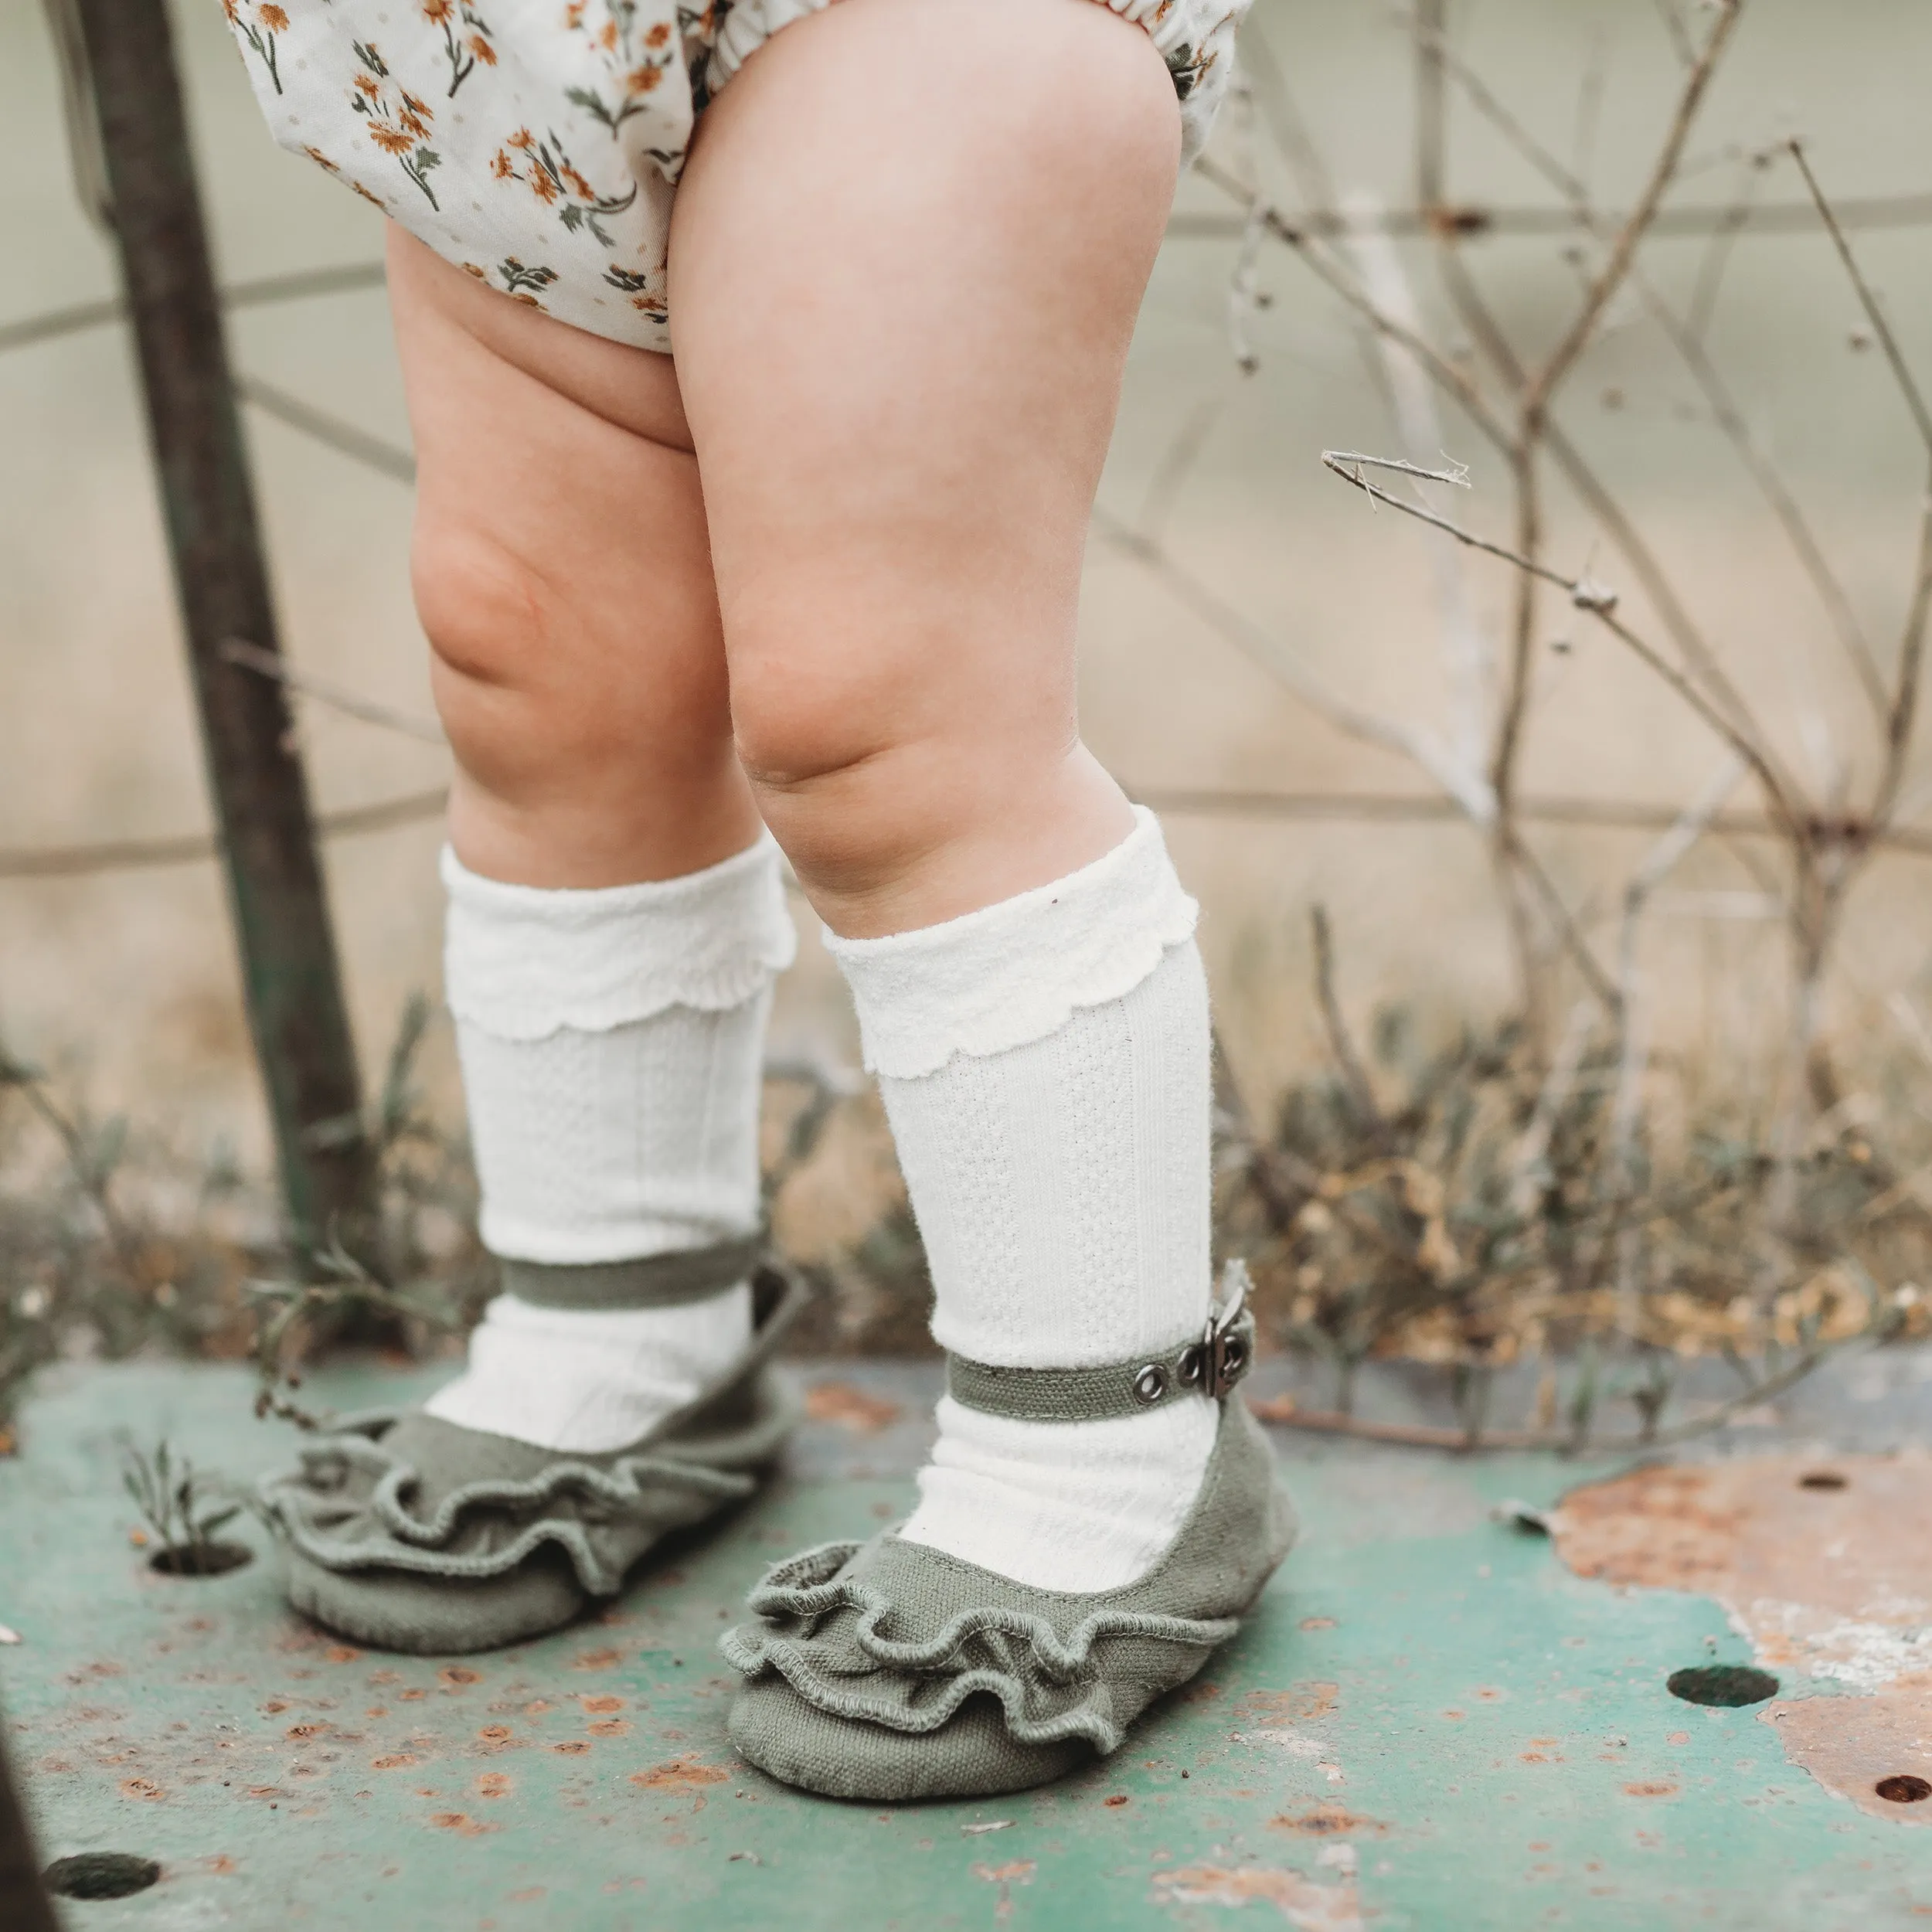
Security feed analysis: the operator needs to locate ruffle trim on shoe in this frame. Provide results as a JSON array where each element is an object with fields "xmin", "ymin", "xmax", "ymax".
[
  {"xmin": 719, "ymin": 1541, "xmax": 1234, "ymax": 1753},
  {"xmin": 265, "ymin": 1415, "xmax": 765, "ymax": 1596}
]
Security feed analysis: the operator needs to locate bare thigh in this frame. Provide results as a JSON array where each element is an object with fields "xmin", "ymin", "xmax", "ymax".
[
  {"xmin": 388, "ymin": 229, "xmax": 758, "ymax": 888},
  {"xmin": 669, "ymin": 0, "xmax": 1180, "ymax": 935}
]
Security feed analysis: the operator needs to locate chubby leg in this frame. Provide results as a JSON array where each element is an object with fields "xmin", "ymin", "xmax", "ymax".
[
  {"xmin": 389, "ymin": 226, "xmax": 760, "ymax": 888},
  {"xmin": 379, "ymin": 236, "xmax": 790, "ymax": 1472},
  {"xmin": 679, "ymin": 0, "xmax": 1235, "ymax": 1654},
  {"xmin": 669, "ymin": 0, "xmax": 1178, "ymax": 937}
]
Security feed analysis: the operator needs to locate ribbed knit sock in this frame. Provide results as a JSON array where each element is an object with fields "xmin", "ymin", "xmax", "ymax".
[
  {"xmin": 423, "ymin": 836, "xmax": 795, "ymax": 1452},
  {"xmin": 828, "ymin": 808, "xmax": 1218, "ymax": 1593}
]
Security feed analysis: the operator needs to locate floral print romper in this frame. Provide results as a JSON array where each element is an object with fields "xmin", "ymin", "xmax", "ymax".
[{"xmin": 223, "ymin": 0, "xmax": 1248, "ymax": 353}]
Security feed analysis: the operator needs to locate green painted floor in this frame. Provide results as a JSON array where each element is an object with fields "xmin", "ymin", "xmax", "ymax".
[{"xmin": 2, "ymin": 1357, "xmax": 1928, "ymax": 1930}]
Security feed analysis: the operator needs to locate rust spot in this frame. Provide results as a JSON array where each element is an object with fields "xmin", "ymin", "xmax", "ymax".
[
  {"xmin": 246, "ymin": 1787, "xmax": 286, "ymax": 1800},
  {"xmin": 440, "ymin": 1666, "xmax": 481, "ymax": 1687},
  {"xmin": 580, "ymin": 1696, "xmax": 624, "ymax": 1713},
  {"xmin": 372, "ymin": 1755, "xmax": 418, "ymax": 1770},
  {"xmin": 804, "ymin": 1382, "xmax": 904, "ymax": 1432},
  {"xmin": 1667, "ymin": 1731, "xmax": 1689, "ymax": 1745},
  {"xmin": 1104, "ymin": 1794, "xmax": 1129, "ymax": 1808},
  {"xmin": 1623, "ymin": 1781, "xmax": 1679, "ymax": 1798},
  {"xmin": 1245, "ymin": 1682, "xmax": 1338, "ymax": 1723},
  {"xmin": 573, "ymin": 1648, "xmax": 622, "ymax": 1672},
  {"xmin": 630, "ymin": 1757, "xmax": 729, "ymax": 1791},
  {"xmin": 478, "ymin": 1726, "xmax": 513, "ymax": 1744},
  {"xmin": 1271, "ymin": 1804, "xmax": 1387, "ymax": 1838},
  {"xmin": 588, "ymin": 1721, "xmax": 630, "ymax": 1738},
  {"xmin": 1300, "ymin": 1617, "xmax": 1338, "ymax": 1631},
  {"xmin": 366, "ymin": 1707, "xmax": 389, "ymax": 1719},
  {"xmin": 1441, "ymin": 1710, "xmax": 1467, "ymax": 1722},
  {"xmin": 509, "ymin": 1889, "xmax": 545, "ymax": 1903},
  {"xmin": 324, "ymin": 1646, "xmax": 362, "ymax": 1664},
  {"xmin": 971, "ymin": 1861, "xmax": 1036, "ymax": 1884},
  {"xmin": 1175, "ymin": 1679, "xmax": 1222, "ymax": 1706},
  {"xmin": 522, "ymin": 1700, "xmax": 553, "ymax": 1716},
  {"xmin": 285, "ymin": 1723, "xmax": 329, "ymax": 1740},
  {"xmin": 206, "ymin": 1855, "xmax": 237, "ymax": 1875},
  {"xmin": 551, "ymin": 1742, "xmax": 590, "ymax": 1756},
  {"xmin": 1557, "ymin": 1451, "xmax": 1932, "ymax": 1821},
  {"xmin": 400, "ymin": 1690, "xmax": 427, "ymax": 1702},
  {"xmin": 475, "ymin": 1774, "xmax": 512, "ymax": 1798},
  {"xmin": 369, "ymin": 1670, "xmax": 403, "ymax": 1685},
  {"xmin": 120, "ymin": 1778, "xmax": 164, "ymax": 1801},
  {"xmin": 428, "ymin": 1812, "xmax": 498, "ymax": 1836}
]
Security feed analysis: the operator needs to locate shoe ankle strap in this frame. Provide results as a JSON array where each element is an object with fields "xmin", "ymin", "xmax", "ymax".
[
  {"xmin": 501, "ymin": 1233, "xmax": 766, "ymax": 1311},
  {"xmin": 945, "ymin": 1263, "xmax": 1255, "ymax": 1423}
]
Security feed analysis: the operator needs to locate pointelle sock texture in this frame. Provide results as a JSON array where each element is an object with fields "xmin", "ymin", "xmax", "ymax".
[
  {"xmin": 425, "ymin": 836, "xmax": 795, "ymax": 1452},
  {"xmin": 827, "ymin": 808, "xmax": 1219, "ymax": 1593}
]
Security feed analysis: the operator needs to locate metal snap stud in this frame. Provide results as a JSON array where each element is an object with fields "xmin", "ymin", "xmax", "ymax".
[{"xmin": 1133, "ymin": 1363, "xmax": 1170, "ymax": 1406}]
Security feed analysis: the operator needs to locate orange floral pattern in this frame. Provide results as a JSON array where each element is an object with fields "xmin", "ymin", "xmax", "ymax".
[{"xmin": 221, "ymin": 0, "xmax": 1247, "ymax": 353}]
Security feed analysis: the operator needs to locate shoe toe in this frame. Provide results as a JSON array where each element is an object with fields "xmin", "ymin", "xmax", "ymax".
[
  {"xmin": 283, "ymin": 1546, "xmax": 587, "ymax": 1655},
  {"xmin": 726, "ymin": 1675, "xmax": 1087, "ymax": 1802}
]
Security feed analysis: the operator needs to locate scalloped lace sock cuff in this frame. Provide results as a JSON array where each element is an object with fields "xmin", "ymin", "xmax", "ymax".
[
  {"xmin": 426, "ymin": 840, "xmax": 790, "ymax": 1452},
  {"xmin": 830, "ymin": 815, "xmax": 1219, "ymax": 1591}
]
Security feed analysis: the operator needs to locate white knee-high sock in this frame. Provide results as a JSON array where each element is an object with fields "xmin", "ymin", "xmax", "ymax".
[
  {"xmin": 828, "ymin": 808, "xmax": 1219, "ymax": 1592},
  {"xmin": 424, "ymin": 836, "xmax": 795, "ymax": 1453}
]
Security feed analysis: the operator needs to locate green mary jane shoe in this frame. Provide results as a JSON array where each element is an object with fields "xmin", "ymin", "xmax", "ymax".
[
  {"xmin": 260, "ymin": 1250, "xmax": 810, "ymax": 1655},
  {"xmin": 720, "ymin": 1266, "xmax": 1296, "ymax": 1801}
]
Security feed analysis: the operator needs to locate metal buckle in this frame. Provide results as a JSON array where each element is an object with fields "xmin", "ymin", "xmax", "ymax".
[{"xmin": 1176, "ymin": 1260, "xmax": 1253, "ymax": 1400}]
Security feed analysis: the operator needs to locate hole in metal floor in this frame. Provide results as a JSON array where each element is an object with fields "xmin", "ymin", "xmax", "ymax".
[
  {"xmin": 148, "ymin": 1541, "xmax": 252, "ymax": 1578},
  {"xmin": 1665, "ymin": 1665, "xmax": 1781, "ymax": 1707},
  {"xmin": 43, "ymin": 1852, "xmax": 162, "ymax": 1900}
]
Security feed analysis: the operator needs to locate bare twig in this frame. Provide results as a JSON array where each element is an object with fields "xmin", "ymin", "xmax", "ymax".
[
  {"xmin": 1522, "ymin": 0, "xmax": 1743, "ymax": 426},
  {"xmin": 1251, "ymin": 1336, "xmax": 1842, "ymax": 1453},
  {"xmin": 1089, "ymin": 501, "xmax": 1495, "ymax": 818},
  {"xmin": 1318, "ymin": 451, "xmax": 1800, "ymax": 832},
  {"xmin": 1311, "ymin": 907, "xmax": 1388, "ymax": 1145}
]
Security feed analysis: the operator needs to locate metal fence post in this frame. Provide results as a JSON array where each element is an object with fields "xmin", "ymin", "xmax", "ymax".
[{"xmin": 66, "ymin": 0, "xmax": 372, "ymax": 1257}]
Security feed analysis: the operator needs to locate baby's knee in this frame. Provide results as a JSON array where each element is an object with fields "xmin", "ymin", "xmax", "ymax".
[
  {"xmin": 413, "ymin": 520, "xmax": 613, "ymax": 791},
  {"xmin": 728, "ymin": 640, "xmax": 934, "ymax": 888}
]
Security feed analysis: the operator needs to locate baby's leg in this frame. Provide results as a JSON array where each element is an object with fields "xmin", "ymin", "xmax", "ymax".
[
  {"xmin": 390, "ymin": 233, "xmax": 792, "ymax": 1461},
  {"xmin": 676, "ymin": 0, "xmax": 1220, "ymax": 1600},
  {"xmin": 672, "ymin": 0, "xmax": 1179, "ymax": 938},
  {"xmin": 389, "ymin": 228, "xmax": 757, "ymax": 888}
]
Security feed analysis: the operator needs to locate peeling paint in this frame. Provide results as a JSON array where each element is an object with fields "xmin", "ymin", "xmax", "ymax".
[
  {"xmin": 1151, "ymin": 1865, "xmax": 1362, "ymax": 1930},
  {"xmin": 1556, "ymin": 1451, "xmax": 1932, "ymax": 1824}
]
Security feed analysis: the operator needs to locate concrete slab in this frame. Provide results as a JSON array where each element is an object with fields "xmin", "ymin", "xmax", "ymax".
[{"xmin": 3, "ymin": 1354, "xmax": 1930, "ymax": 1930}]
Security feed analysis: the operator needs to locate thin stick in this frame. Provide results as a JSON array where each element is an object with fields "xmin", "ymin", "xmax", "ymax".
[
  {"xmin": 1318, "ymin": 452, "xmax": 1800, "ymax": 832},
  {"xmin": 1251, "ymin": 1338, "xmax": 1838, "ymax": 1454},
  {"xmin": 1521, "ymin": 1, "xmax": 1743, "ymax": 428},
  {"xmin": 1311, "ymin": 907, "xmax": 1388, "ymax": 1143},
  {"xmin": 1089, "ymin": 501, "xmax": 1495, "ymax": 818},
  {"xmin": 1788, "ymin": 141, "xmax": 1932, "ymax": 457}
]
